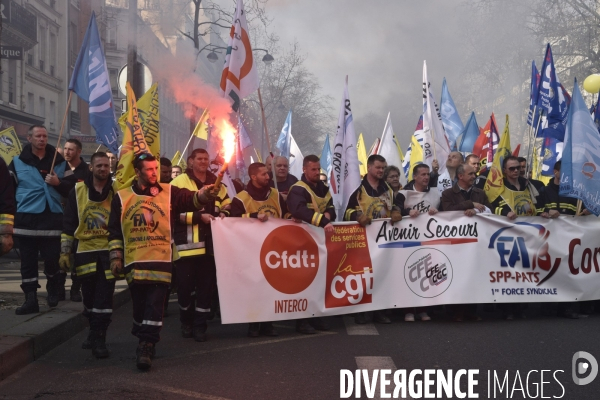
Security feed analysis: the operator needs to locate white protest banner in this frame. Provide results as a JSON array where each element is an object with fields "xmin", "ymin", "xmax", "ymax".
[
  {"xmin": 399, "ymin": 189, "xmax": 441, "ymax": 214},
  {"xmin": 212, "ymin": 213, "xmax": 600, "ymax": 323}
]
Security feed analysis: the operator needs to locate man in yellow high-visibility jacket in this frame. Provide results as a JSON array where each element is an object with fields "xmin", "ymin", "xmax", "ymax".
[{"xmin": 107, "ymin": 153, "xmax": 217, "ymax": 371}]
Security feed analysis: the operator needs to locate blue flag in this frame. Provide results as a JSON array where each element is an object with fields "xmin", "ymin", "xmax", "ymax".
[
  {"xmin": 275, "ymin": 111, "xmax": 292, "ymax": 158},
  {"xmin": 457, "ymin": 112, "xmax": 479, "ymax": 153},
  {"xmin": 537, "ymin": 44, "xmax": 568, "ymax": 141},
  {"xmin": 540, "ymin": 137, "xmax": 563, "ymax": 177},
  {"xmin": 68, "ymin": 12, "xmax": 119, "ymax": 153},
  {"xmin": 320, "ymin": 133, "xmax": 332, "ymax": 184},
  {"xmin": 527, "ymin": 60, "xmax": 541, "ymax": 127},
  {"xmin": 440, "ymin": 78, "xmax": 464, "ymax": 151},
  {"xmin": 559, "ymin": 78, "xmax": 600, "ymax": 216}
]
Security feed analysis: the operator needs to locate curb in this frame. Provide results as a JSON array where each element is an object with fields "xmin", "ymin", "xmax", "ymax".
[{"xmin": 0, "ymin": 287, "xmax": 130, "ymax": 381}]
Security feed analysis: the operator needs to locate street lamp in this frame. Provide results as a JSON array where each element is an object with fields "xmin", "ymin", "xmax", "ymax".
[
  {"xmin": 202, "ymin": 45, "xmax": 275, "ymax": 65},
  {"xmin": 206, "ymin": 51, "xmax": 219, "ymax": 63}
]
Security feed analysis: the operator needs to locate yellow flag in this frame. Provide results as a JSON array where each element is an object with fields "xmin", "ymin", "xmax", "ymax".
[
  {"xmin": 171, "ymin": 150, "xmax": 186, "ymax": 169},
  {"xmin": 357, "ymin": 133, "xmax": 368, "ymax": 176},
  {"xmin": 0, "ymin": 127, "xmax": 22, "ymax": 165},
  {"xmin": 192, "ymin": 109, "xmax": 209, "ymax": 140},
  {"xmin": 533, "ymin": 143, "xmax": 552, "ymax": 184},
  {"xmin": 408, "ymin": 135, "xmax": 423, "ymax": 181},
  {"xmin": 484, "ymin": 115, "xmax": 512, "ymax": 202},
  {"xmin": 394, "ymin": 135, "xmax": 404, "ymax": 163},
  {"xmin": 118, "ymin": 83, "xmax": 160, "ymax": 159},
  {"xmin": 114, "ymin": 82, "xmax": 151, "ymax": 190}
]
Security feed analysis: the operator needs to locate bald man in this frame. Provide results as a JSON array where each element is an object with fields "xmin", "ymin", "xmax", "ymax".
[{"xmin": 268, "ymin": 156, "xmax": 298, "ymax": 201}]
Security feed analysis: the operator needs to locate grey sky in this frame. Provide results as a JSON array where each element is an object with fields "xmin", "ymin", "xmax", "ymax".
[
  {"xmin": 268, "ymin": 0, "xmax": 473, "ymax": 147},
  {"xmin": 266, "ymin": 0, "xmax": 541, "ymax": 151}
]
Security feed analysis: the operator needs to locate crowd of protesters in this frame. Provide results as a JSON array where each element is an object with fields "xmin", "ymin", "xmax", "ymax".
[{"xmin": 0, "ymin": 124, "xmax": 595, "ymax": 371}]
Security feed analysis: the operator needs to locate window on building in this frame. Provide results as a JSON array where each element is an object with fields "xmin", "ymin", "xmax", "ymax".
[
  {"xmin": 39, "ymin": 25, "xmax": 47, "ymax": 72},
  {"xmin": 8, "ymin": 61, "xmax": 17, "ymax": 104},
  {"xmin": 109, "ymin": 68, "xmax": 119, "ymax": 97},
  {"xmin": 50, "ymin": 33, "xmax": 57, "ymax": 77},
  {"xmin": 70, "ymin": 22, "xmax": 78, "ymax": 66},
  {"xmin": 39, "ymin": 97, "xmax": 46, "ymax": 118},
  {"xmin": 28, "ymin": 93, "xmax": 34, "ymax": 114},
  {"xmin": 49, "ymin": 101, "xmax": 56, "ymax": 130},
  {"xmin": 107, "ymin": 18, "xmax": 117, "ymax": 46}
]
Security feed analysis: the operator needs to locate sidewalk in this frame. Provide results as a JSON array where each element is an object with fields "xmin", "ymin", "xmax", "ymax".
[{"xmin": 0, "ymin": 250, "xmax": 130, "ymax": 381}]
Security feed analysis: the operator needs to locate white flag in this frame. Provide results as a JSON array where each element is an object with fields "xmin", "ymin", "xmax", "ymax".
[
  {"xmin": 377, "ymin": 112, "xmax": 407, "ymax": 186},
  {"xmin": 219, "ymin": 0, "xmax": 259, "ymax": 112},
  {"xmin": 330, "ymin": 76, "xmax": 361, "ymax": 221},
  {"xmin": 288, "ymin": 133, "xmax": 304, "ymax": 179},
  {"xmin": 422, "ymin": 61, "xmax": 451, "ymax": 173}
]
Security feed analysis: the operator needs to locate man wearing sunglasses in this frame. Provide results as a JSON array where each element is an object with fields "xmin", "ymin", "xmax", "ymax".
[
  {"xmin": 107, "ymin": 153, "xmax": 217, "ymax": 371},
  {"xmin": 489, "ymin": 156, "xmax": 543, "ymax": 220},
  {"xmin": 488, "ymin": 156, "xmax": 543, "ymax": 321}
]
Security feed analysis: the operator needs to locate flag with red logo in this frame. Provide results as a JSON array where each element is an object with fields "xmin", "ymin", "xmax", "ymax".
[
  {"xmin": 219, "ymin": 0, "xmax": 259, "ymax": 112},
  {"xmin": 473, "ymin": 113, "xmax": 499, "ymax": 172},
  {"xmin": 484, "ymin": 115, "xmax": 511, "ymax": 202}
]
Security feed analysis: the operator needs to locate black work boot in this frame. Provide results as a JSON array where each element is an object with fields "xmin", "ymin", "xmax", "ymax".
[
  {"xmin": 92, "ymin": 331, "xmax": 109, "ymax": 359},
  {"xmin": 15, "ymin": 292, "xmax": 39, "ymax": 315},
  {"xmin": 57, "ymin": 275, "xmax": 66, "ymax": 301},
  {"xmin": 247, "ymin": 323, "xmax": 260, "ymax": 338},
  {"xmin": 136, "ymin": 342, "xmax": 154, "ymax": 370},
  {"xmin": 181, "ymin": 324, "xmax": 193, "ymax": 338},
  {"xmin": 296, "ymin": 319, "xmax": 316, "ymax": 334},
  {"xmin": 193, "ymin": 325, "xmax": 207, "ymax": 342},
  {"xmin": 354, "ymin": 312, "xmax": 367, "ymax": 324},
  {"xmin": 82, "ymin": 330, "xmax": 93, "ymax": 349},
  {"xmin": 70, "ymin": 278, "xmax": 82, "ymax": 302},
  {"xmin": 259, "ymin": 322, "xmax": 279, "ymax": 337},
  {"xmin": 46, "ymin": 280, "xmax": 59, "ymax": 307}
]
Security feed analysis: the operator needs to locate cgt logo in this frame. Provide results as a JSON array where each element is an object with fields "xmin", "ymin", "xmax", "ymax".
[
  {"xmin": 573, "ymin": 351, "xmax": 598, "ymax": 385},
  {"xmin": 488, "ymin": 222, "xmax": 560, "ymax": 286},
  {"xmin": 404, "ymin": 248, "xmax": 453, "ymax": 298},
  {"xmin": 260, "ymin": 226, "xmax": 319, "ymax": 294}
]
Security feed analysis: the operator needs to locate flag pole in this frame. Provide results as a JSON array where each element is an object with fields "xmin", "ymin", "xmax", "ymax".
[
  {"xmin": 527, "ymin": 109, "xmax": 543, "ymax": 179},
  {"xmin": 429, "ymin": 125, "xmax": 439, "ymax": 162},
  {"xmin": 576, "ymin": 200, "xmax": 583, "ymax": 216},
  {"xmin": 178, "ymin": 131, "xmax": 196, "ymax": 166},
  {"xmin": 257, "ymin": 87, "xmax": 278, "ymax": 191},
  {"xmin": 524, "ymin": 105, "xmax": 536, "ymax": 169},
  {"xmin": 50, "ymin": 91, "xmax": 73, "ymax": 173}
]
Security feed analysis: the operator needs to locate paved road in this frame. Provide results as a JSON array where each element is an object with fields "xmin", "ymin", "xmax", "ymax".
[{"xmin": 1, "ymin": 302, "xmax": 600, "ymax": 399}]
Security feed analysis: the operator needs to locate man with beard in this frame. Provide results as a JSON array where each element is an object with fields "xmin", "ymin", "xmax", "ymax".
[
  {"xmin": 63, "ymin": 138, "xmax": 90, "ymax": 302},
  {"xmin": 231, "ymin": 162, "xmax": 289, "ymax": 338},
  {"xmin": 287, "ymin": 154, "xmax": 335, "ymax": 334},
  {"xmin": 344, "ymin": 154, "xmax": 403, "ymax": 324},
  {"xmin": 108, "ymin": 153, "xmax": 217, "ymax": 370},
  {"xmin": 171, "ymin": 149, "xmax": 230, "ymax": 342},
  {"xmin": 160, "ymin": 157, "xmax": 172, "ymax": 184},
  {"xmin": 60, "ymin": 152, "xmax": 116, "ymax": 358}
]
